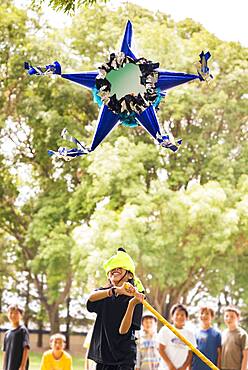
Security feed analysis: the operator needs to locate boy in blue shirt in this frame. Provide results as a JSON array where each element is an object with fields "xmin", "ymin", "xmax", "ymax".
[
  {"xmin": 192, "ymin": 306, "xmax": 221, "ymax": 370},
  {"xmin": 2, "ymin": 304, "xmax": 30, "ymax": 370}
]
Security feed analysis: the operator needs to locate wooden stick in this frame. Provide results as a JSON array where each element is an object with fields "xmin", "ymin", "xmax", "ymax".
[{"xmin": 125, "ymin": 284, "xmax": 219, "ymax": 370}]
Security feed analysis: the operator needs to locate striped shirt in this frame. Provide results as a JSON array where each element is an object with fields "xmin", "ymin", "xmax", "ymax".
[{"xmin": 136, "ymin": 333, "xmax": 160, "ymax": 370}]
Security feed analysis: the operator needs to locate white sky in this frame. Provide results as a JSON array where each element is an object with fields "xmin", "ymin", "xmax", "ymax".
[
  {"xmin": 129, "ymin": 0, "xmax": 248, "ymax": 46},
  {"xmin": 18, "ymin": 0, "xmax": 248, "ymax": 46}
]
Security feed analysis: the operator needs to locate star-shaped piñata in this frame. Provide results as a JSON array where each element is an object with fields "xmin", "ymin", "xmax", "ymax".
[{"xmin": 25, "ymin": 21, "xmax": 212, "ymax": 161}]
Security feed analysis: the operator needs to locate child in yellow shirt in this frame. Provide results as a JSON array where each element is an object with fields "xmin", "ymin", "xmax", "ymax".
[{"xmin": 40, "ymin": 333, "xmax": 72, "ymax": 370}]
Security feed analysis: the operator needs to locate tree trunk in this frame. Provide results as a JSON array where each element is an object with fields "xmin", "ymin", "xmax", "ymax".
[
  {"xmin": 34, "ymin": 272, "xmax": 73, "ymax": 336},
  {"xmin": 65, "ymin": 296, "xmax": 71, "ymax": 350},
  {"xmin": 163, "ymin": 290, "xmax": 181, "ymax": 320},
  {"xmin": 37, "ymin": 320, "xmax": 43, "ymax": 347},
  {"xmin": 24, "ymin": 275, "xmax": 30, "ymax": 327},
  {"xmin": 48, "ymin": 305, "xmax": 60, "ymax": 334},
  {"xmin": 216, "ymin": 295, "xmax": 222, "ymax": 328},
  {"xmin": 0, "ymin": 289, "xmax": 2, "ymax": 313}
]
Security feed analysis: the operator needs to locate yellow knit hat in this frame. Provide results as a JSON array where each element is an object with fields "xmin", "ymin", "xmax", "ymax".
[{"xmin": 103, "ymin": 248, "xmax": 144, "ymax": 292}]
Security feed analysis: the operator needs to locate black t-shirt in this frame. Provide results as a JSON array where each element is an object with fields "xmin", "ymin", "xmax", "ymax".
[
  {"xmin": 3, "ymin": 325, "xmax": 30, "ymax": 370},
  {"xmin": 87, "ymin": 288, "xmax": 143, "ymax": 366}
]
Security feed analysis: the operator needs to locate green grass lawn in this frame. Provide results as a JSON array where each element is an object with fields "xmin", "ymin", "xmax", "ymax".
[{"xmin": 0, "ymin": 351, "xmax": 84, "ymax": 369}]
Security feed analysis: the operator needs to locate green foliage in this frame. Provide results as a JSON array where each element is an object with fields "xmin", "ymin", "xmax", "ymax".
[{"xmin": 32, "ymin": 0, "xmax": 107, "ymax": 13}]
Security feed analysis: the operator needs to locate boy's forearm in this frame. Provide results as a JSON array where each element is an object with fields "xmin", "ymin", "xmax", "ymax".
[
  {"xmin": 20, "ymin": 347, "xmax": 29, "ymax": 369},
  {"xmin": 159, "ymin": 345, "xmax": 175, "ymax": 369},
  {"xmin": 241, "ymin": 348, "xmax": 248, "ymax": 370},
  {"xmin": 217, "ymin": 346, "xmax": 222, "ymax": 369},
  {"xmin": 119, "ymin": 299, "xmax": 137, "ymax": 334},
  {"xmin": 2, "ymin": 351, "xmax": 6, "ymax": 370},
  {"xmin": 180, "ymin": 350, "xmax": 192, "ymax": 369},
  {"xmin": 88, "ymin": 288, "xmax": 113, "ymax": 302}
]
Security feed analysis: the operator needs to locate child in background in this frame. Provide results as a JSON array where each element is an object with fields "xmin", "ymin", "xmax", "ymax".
[
  {"xmin": 136, "ymin": 311, "xmax": 160, "ymax": 370},
  {"xmin": 158, "ymin": 303, "xmax": 196, "ymax": 370},
  {"xmin": 192, "ymin": 306, "xmax": 221, "ymax": 370},
  {"xmin": 221, "ymin": 306, "xmax": 248, "ymax": 370},
  {"xmin": 40, "ymin": 333, "xmax": 72, "ymax": 370},
  {"xmin": 2, "ymin": 304, "xmax": 30, "ymax": 370},
  {"xmin": 87, "ymin": 248, "xmax": 145, "ymax": 370}
]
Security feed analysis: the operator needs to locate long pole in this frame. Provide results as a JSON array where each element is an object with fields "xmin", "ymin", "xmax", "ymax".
[
  {"xmin": 125, "ymin": 282, "xmax": 219, "ymax": 370},
  {"xmin": 142, "ymin": 299, "xmax": 219, "ymax": 370}
]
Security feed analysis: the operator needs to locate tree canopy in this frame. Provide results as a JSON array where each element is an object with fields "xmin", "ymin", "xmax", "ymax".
[{"xmin": 32, "ymin": 0, "xmax": 107, "ymax": 13}]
